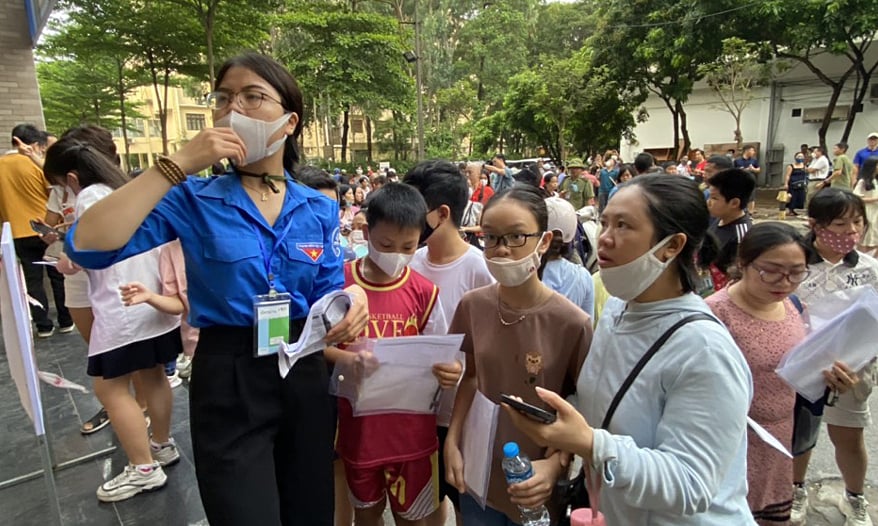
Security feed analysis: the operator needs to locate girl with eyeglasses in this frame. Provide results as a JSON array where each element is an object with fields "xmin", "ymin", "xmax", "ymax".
[
  {"xmin": 705, "ymin": 222, "xmax": 855, "ymax": 525},
  {"xmin": 444, "ymin": 186, "xmax": 593, "ymax": 525},
  {"xmin": 786, "ymin": 187, "xmax": 878, "ymax": 525}
]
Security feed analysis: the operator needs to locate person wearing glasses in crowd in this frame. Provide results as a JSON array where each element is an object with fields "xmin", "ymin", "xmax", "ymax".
[
  {"xmin": 66, "ymin": 52, "xmax": 368, "ymax": 526},
  {"xmin": 444, "ymin": 186, "xmax": 592, "ymax": 525},
  {"xmin": 706, "ymin": 222, "xmax": 857, "ymax": 525},
  {"xmin": 787, "ymin": 188, "xmax": 878, "ymax": 526}
]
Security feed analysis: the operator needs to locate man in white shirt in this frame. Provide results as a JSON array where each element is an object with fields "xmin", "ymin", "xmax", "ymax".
[{"xmin": 806, "ymin": 146, "xmax": 831, "ymax": 207}]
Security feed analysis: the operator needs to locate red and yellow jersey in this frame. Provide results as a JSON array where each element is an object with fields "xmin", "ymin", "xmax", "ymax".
[{"xmin": 337, "ymin": 259, "xmax": 441, "ymax": 468}]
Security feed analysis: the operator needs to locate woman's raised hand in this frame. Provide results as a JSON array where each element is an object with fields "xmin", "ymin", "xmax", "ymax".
[{"xmin": 169, "ymin": 128, "xmax": 247, "ymax": 174}]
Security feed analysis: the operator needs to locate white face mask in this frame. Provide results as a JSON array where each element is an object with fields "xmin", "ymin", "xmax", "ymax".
[
  {"xmin": 484, "ymin": 234, "xmax": 545, "ymax": 287},
  {"xmin": 367, "ymin": 239, "xmax": 412, "ymax": 279},
  {"xmin": 350, "ymin": 229, "xmax": 366, "ymax": 246},
  {"xmin": 600, "ymin": 235, "xmax": 677, "ymax": 301},
  {"xmin": 214, "ymin": 111, "xmax": 292, "ymax": 166}
]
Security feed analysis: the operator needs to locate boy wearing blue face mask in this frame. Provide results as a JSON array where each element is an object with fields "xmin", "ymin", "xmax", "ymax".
[{"xmin": 326, "ymin": 183, "xmax": 460, "ymax": 526}]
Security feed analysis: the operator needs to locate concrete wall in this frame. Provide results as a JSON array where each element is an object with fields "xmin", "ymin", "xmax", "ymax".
[
  {"xmin": 0, "ymin": 0, "xmax": 45, "ymax": 135},
  {"xmin": 622, "ymin": 45, "xmax": 878, "ymax": 185}
]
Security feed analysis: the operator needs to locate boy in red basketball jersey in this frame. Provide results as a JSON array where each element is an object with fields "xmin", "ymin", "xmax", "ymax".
[{"xmin": 328, "ymin": 183, "xmax": 461, "ymax": 526}]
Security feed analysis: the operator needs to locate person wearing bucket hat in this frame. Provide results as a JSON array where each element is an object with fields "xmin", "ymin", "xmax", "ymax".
[
  {"xmin": 542, "ymin": 197, "xmax": 595, "ymax": 317},
  {"xmin": 560, "ymin": 157, "xmax": 594, "ymax": 211}
]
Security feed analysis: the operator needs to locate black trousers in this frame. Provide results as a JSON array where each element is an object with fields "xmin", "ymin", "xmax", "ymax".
[
  {"xmin": 14, "ymin": 236, "xmax": 71, "ymax": 331},
  {"xmin": 190, "ymin": 324, "xmax": 334, "ymax": 526}
]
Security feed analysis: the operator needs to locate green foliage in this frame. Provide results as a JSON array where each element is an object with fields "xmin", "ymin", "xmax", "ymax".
[
  {"xmin": 274, "ymin": 6, "xmax": 412, "ymax": 112},
  {"xmin": 748, "ymin": 0, "xmax": 878, "ymax": 146},
  {"xmin": 37, "ymin": 59, "xmax": 143, "ymax": 133}
]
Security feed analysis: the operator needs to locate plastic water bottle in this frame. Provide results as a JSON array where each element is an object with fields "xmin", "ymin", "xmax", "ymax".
[{"xmin": 501, "ymin": 442, "xmax": 551, "ymax": 526}]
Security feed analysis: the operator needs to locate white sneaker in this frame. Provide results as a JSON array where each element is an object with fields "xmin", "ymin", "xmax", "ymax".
[
  {"xmin": 167, "ymin": 371, "xmax": 182, "ymax": 388},
  {"xmin": 150, "ymin": 438, "xmax": 180, "ymax": 467},
  {"xmin": 839, "ymin": 492, "xmax": 873, "ymax": 526},
  {"xmin": 176, "ymin": 355, "xmax": 192, "ymax": 379},
  {"xmin": 96, "ymin": 463, "xmax": 166, "ymax": 502},
  {"xmin": 791, "ymin": 485, "xmax": 809, "ymax": 524}
]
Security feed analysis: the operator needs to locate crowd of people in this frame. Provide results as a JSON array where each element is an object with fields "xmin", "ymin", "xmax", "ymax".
[{"xmin": 1, "ymin": 51, "xmax": 877, "ymax": 526}]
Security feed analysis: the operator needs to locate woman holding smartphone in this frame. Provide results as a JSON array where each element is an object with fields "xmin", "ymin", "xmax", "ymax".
[{"xmin": 506, "ymin": 175, "xmax": 755, "ymax": 526}]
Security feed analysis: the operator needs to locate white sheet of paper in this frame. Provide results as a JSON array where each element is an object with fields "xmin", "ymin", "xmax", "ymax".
[
  {"xmin": 462, "ymin": 390, "xmax": 499, "ymax": 509},
  {"xmin": 346, "ymin": 334, "xmax": 464, "ymax": 416},
  {"xmin": 277, "ymin": 290, "xmax": 352, "ymax": 378},
  {"xmin": 747, "ymin": 417, "xmax": 792, "ymax": 459},
  {"xmin": 776, "ymin": 286, "xmax": 878, "ymax": 402}
]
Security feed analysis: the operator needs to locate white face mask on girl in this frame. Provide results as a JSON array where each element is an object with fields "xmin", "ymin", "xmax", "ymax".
[
  {"xmin": 484, "ymin": 234, "xmax": 545, "ymax": 287},
  {"xmin": 214, "ymin": 111, "xmax": 292, "ymax": 166},
  {"xmin": 367, "ymin": 239, "xmax": 413, "ymax": 279},
  {"xmin": 600, "ymin": 235, "xmax": 677, "ymax": 301}
]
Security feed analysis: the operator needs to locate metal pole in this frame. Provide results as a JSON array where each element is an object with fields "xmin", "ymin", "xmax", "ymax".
[
  {"xmin": 38, "ymin": 434, "xmax": 62, "ymax": 526},
  {"xmin": 414, "ymin": 0, "xmax": 426, "ymax": 161}
]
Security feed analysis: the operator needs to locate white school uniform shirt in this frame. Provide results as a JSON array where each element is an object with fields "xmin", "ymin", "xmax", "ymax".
[
  {"xmin": 796, "ymin": 248, "xmax": 878, "ymax": 303},
  {"xmin": 808, "ymin": 156, "xmax": 830, "ymax": 180},
  {"xmin": 75, "ymin": 184, "xmax": 180, "ymax": 357},
  {"xmin": 410, "ymin": 245, "xmax": 495, "ymax": 426}
]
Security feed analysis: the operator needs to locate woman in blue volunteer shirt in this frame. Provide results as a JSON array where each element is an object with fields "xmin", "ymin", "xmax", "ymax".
[{"xmin": 66, "ymin": 53, "xmax": 367, "ymax": 526}]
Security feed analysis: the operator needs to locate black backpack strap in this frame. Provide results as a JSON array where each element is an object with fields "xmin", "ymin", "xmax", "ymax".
[{"xmin": 600, "ymin": 312, "xmax": 717, "ymax": 430}]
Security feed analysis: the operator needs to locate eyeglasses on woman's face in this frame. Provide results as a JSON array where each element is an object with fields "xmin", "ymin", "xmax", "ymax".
[
  {"xmin": 749, "ymin": 262, "xmax": 811, "ymax": 284},
  {"xmin": 206, "ymin": 89, "xmax": 283, "ymax": 111},
  {"xmin": 482, "ymin": 232, "xmax": 542, "ymax": 249}
]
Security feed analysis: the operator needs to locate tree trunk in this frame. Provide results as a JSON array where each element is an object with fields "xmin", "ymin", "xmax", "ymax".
[
  {"xmin": 818, "ymin": 83, "xmax": 845, "ymax": 152},
  {"xmin": 660, "ymin": 95, "xmax": 680, "ymax": 157},
  {"xmin": 734, "ymin": 112, "xmax": 743, "ymax": 152},
  {"xmin": 842, "ymin": 63, "xmax": 878, "ymax": 142},
  {"xmin": 341, "ymin": 106, "xmax": 350, "ymax": 163},
  {"xmin": 146, "ymin": 53, "xmax": 168, "ymax": 156},
  {"xmin": 365, "ymin": 116, "xmax": 373, "ymax": 163},
  {"xmin": 391, "ymin": 110, "xmax": 400, "ymax": 161},
  {"xmin": 676, "ymin": 99, "xmax": 691, "ymax": 155},
  {"xmin": 206, "ymin": 11, "xmax": 216, "ymax": 86},
  {"xmin": 160, "ymin": 69, "xmax": 171, "ymax": 155},
  {"xmin": 116, "ymin": 59, "xmax": 130, "ymax": 170}
]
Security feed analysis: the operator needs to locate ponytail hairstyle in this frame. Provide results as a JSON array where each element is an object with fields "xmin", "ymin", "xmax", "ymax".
[
  {"xmin": 60, "ymin": 124, "xmax": 120, "ymax": 166},
  {"xmin": 215, "ymin": 52, "xmax": 304, "ymax": 174},
  {"xmin": 624, "ymin": 174, "xmax": 714, "ymax": 293},
  {"xmin": 858, "ymin": 156, "xmax": 877, "ymax": 193},
  {"xmin": 43, "ymin": 136, "xmax": 130, "ymax": 191}
]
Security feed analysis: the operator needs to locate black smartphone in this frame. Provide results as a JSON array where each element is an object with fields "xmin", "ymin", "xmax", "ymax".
[
  {"xmin": 500, "ymin": 394, "xmax": 556, "ymax": 424},
  {"xmin": 30, "ymin": 220, "xmax": 59, "ymax": 237}
]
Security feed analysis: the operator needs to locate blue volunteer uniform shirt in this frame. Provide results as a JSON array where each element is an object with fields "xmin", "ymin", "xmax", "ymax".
[{"xmin": 66, "ymin": 173, "xmax": 344, "ymax": 328}]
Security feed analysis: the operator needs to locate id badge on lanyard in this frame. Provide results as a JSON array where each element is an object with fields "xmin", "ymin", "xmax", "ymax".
[
  {"xmin": 250, "ymin": 199, "xmax": 297, "ymax": 357},
  {"xmin": 253, "ymin": 292, "xmax": 291, "ymax": 357}
]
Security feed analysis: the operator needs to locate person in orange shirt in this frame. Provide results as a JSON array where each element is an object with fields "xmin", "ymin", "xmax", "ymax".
[{"xmin": 0, "ymin": 124, "xmax": 72, "ymax": 337}]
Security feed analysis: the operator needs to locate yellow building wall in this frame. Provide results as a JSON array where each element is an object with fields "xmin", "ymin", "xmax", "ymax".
[{"xmin": 114, "ymin": 85, "xmax": 213, "ymax": 172}]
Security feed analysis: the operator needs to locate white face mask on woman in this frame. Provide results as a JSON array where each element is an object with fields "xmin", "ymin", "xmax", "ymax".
[
  {"xmin": 600, "ymin": 235, "xmax": 677, "ymax": 301},
  {"xmin": 367, "ymin": 239, "xmax": 412, "ymax": 279},
  {"xmin": 214, "ymin": 111, "xmax": 292, "ymax": 166},
  {"xmin": 484, "ymin": 234, "xmax": 545, "ymax": 287}
]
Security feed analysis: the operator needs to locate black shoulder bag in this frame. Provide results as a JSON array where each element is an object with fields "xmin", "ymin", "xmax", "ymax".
[{"xmin": 554, "ymin": 312, "xmax": 717, "ymax": 524}]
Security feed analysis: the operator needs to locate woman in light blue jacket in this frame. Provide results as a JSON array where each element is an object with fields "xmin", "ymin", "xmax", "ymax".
[{"xmin": 506, "ymin": 175, "xmax": 755, "ymax": 525}]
